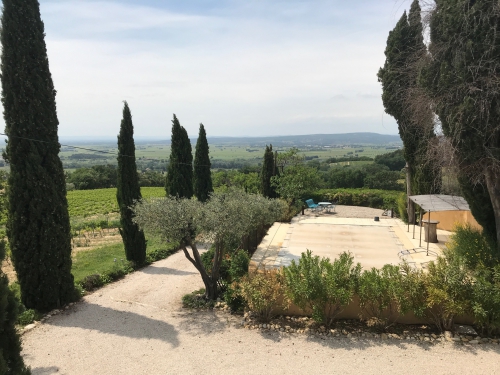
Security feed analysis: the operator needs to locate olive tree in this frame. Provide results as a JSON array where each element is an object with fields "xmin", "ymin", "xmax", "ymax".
[{"xmin": 133, "ymin": 189, "xmax": 286, "ymax": 300}]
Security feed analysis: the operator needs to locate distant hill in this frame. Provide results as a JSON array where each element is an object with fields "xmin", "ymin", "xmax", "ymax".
[
  {"xmin": 60, "ymin": 133, "xmax": 402, "ymax": 147},
  {"xmin": 205, "ymin": 133, "xmax": 401, "ymax": 147},
  {"xmin": 138, "ymin": 132, "xmax": 402, "ymax": 147}
]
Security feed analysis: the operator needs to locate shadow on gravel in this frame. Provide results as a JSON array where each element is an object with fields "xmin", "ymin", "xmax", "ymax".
[
  {"xmin": 178, "ymin": 310, "xmax": 231, "ymax": 335},
  {"xmin": 31, "ymin": 366, "xmax": 60, "ymax": 375},
  {"xmin": 139, "ymin": 266, "xmax": 197, "ymax": 276},
  {"xmin": 49, "ymin": 303, "xmax": 180, "ymax": 347},
  {"xmin": 306, "ymin": 334, "xmax": 500, "ymax": 355},
  {"xmin": 255, "ymin": 330, "xmax": 500, "ymax": 354}
]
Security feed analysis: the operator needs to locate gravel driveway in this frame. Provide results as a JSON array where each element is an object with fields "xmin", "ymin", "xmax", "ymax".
[{"xmin": 22, "ymin": 250, "xmax": 500, "ymax": 375}]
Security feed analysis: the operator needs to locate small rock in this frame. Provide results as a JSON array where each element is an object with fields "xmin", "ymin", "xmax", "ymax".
[
  {"xmin": 347, "ymin": 333, "xmax": 352, "ymax": 338},
  {"xmin": 424, "ymin": 337, "xmax": 431, "ymax": 342},
  {"xmin": 481, "ymin": 338, "xmax": 489, "ymax": 343},
  {"xmin": 451, "ymin": 337, "xmax": 461, "ymax": 342},
  {"xmin": 24, "ymin": 324, "xmax": 36, "ymax": 332},
  {"xmin": 381, "ymin": 333, "xmax": 388, "ymax": 340},
  {"xmin": 454, "ymin": 324, "xmax": 477, "ymax": 336},
  {"xmin": 431, "ymin": 334, "xmax": 437, "ymax": 339},
  {"xmin": 444, "ymin": 331, "xmax": 453, "ymax": 340},
  {"xmin": 279, "ymin": 328, "xmax": 284, "ymax": 332},
  {"xmin": 469, "ymin": 340, "xmax": 480, "ymax": 344}
]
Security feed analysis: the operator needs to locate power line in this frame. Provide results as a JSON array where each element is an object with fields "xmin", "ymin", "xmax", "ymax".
[{"xmin": 0, "ymin": 132, "xmax": 211, "ymax": 167}]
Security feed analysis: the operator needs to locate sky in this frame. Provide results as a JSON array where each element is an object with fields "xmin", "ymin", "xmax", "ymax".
[{"xmin": 2, "ymin": 0, "xmax": 414, "ymax": 138}]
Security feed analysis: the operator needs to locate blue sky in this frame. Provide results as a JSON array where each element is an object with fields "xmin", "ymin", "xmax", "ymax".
[{"xmin": 4, "ymin": 0, "xmax": 413, "ymax": 138}]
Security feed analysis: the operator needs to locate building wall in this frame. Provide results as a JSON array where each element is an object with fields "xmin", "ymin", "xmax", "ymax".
[{"xmin": 422, "ymin": 210, "xmax": 482, "ymax": 232}]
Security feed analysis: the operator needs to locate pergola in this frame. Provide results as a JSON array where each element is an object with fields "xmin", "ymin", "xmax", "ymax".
[{"xmin": 408, "ymin": 195, "xmax": 470, "ymax": 254}]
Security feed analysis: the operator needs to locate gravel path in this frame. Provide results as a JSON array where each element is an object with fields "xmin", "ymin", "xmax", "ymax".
[{"xmin": 21, "ymin": 249, "xmax": 500, "ymax": 375}]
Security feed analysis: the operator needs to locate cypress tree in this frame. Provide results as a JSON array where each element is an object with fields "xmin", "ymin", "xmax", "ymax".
[
  {"xmin": 421, "ymin": 0, "xmax": 500, "ymax": 250},
  {"xmin": 1, "ymin": 0, "xmax": 75, "ymax": 310},
  {"xmin": 193, "ymin": 123, "xmax": 213, "ymax": 202},
  {"xmin": 0, "ymin": 243, "xmax": 31, "ymax": 374},
  {"xmin": 260, "ymin": 144, "xmax": 276, "ymax": 198},
  {"xmin": 166, "ymin": 115, "xmax": 193, "ymax": 198},
  {"xmin": 117, "ymin": 102, "xmax": 147, "ymax": 264},
  {"xmin": 378, "ymin": 0, "xmax": 440, "ymax": 222}
]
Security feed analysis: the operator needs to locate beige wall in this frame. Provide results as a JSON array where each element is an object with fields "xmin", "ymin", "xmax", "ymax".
[{"xmin": 422, "ymin": 210, "xmax": 482, "ymax": 232}]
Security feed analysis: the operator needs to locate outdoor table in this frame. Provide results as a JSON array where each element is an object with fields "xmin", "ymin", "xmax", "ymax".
[
  {"xmin": 422, "ymin": 219, "xmax": 440, "ymax": 243},
  {"xmin": 318, "ymin": 202, "xmax": 333, "ymax": 212}
]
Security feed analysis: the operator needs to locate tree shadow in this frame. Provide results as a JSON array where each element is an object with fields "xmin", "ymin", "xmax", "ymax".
[
  {"xmin": 139, "ymin": 266, "xmax": 197, "ymax": 276},
  {"xmin": 178, "ymin": 310, "xmax": 231, "ymax": 335},
  {"xmin": 49, "ymin": 303, "xmax": 180, "ymax": 347},
  {"xmin": 31, "ymin": 366, "xmax": 60, "ymax": 375}
]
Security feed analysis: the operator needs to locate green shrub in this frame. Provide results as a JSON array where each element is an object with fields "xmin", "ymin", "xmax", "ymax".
[
  {"xmin": 182, "ymin": 289, "xmax": 215, "ymax": 309},
  {"xmin": 16, "ymin": 309, "xmax": 39, "ymax": 326},
  {"xmin": 239, "ymin": 270, "xmax": 285, "ymax": 322},
  {"xmin": 471, "ymin": 265, "xmax": 500, "ymax": 335},
  {"xmin": 357, "ymin": 264, "xmax": 406, "ymax": 327},
  {"xmin": 283, "ymin": 250, "xmax": 361, "ymax": 326},
  {"xmin": 447, "ymin": 224, "xmax": 498, "ymax": 270},
  {"xmin": 228, "ymin": 249, "xmax": 250, "ymax": 281},
  {"xmin": 399, "ymin": 262, "xmax": 427, "ymax": 318},
  {"xmin": 425, "ymin": 249, "xmax": 472, "ymax": 332},
  {"xmin": 80, "ymin": 274, "xmax": 103, "ymax": 291},
  {"xmin": 224, "ymin": 283, "xmax": 246, "ymax": 312},
  {"xmin": 145, "ymin": 246, "xmax": 178, "ymax": 264},
  {"xmin": 279, "ymin": 200, "xmax": 302, "ymax": 222},
  {"xmin": 396, "ymin": 192, "xmax": 408, "ymax": 223}
]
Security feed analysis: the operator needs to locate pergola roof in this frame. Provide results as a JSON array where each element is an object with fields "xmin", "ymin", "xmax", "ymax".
[{"xmin": 408, "ymin": 195, "xmax": 470, "ymax": 212}]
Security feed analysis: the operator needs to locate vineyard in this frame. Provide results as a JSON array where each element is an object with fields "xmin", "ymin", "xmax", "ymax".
[{"xmin": 67, "ymin": 187, "xmax": 165, "ymax": 217}]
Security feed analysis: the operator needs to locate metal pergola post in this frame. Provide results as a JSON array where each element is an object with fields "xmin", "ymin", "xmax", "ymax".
[
  {"xmin": 426, "ymin": 211, "xmax": 430, "ymax": 256},
  {"xmin": 419, "ymin": 210, "xmax": 423, "ymax": 248},
  {"xmin": 412, "ymin": 211, "xmax": 416, "ymax": 239}
]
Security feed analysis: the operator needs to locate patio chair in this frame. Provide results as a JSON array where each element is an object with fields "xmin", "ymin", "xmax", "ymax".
[{"xmin": 305, "ymin": 199, "xmax": 320, "ymax": 211}]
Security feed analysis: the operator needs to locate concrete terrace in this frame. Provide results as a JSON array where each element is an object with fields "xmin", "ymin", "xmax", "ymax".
[{"xmin": 250, "ymin": 205, "xmax": 452, "ymax": 272}]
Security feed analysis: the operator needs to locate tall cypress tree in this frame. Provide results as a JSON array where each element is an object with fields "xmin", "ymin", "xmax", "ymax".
[
  {"xmin": 1, "ymin": 0, "xmax": 75, "ymax": 310},
  {"xmin": 117, "ymin": 102, "xmax": 147, "ymax": 264},
  {"xmin": 260, "ymin": 144, "xmax": 276, "ymax": 198},
  {"xmin": 166, "ymin": 114, "xmax": 193, "ymax": 198},
  {"xmin": 378, "ymin": 0, "xmax": 440, "ymax": 222},
  {"xmin": 193, "ymin": 123, "xmax": 213, "ymax": 202},
  {"xmin": 421, "ymin": 0, "xmax": 500, "ymax": 250}
]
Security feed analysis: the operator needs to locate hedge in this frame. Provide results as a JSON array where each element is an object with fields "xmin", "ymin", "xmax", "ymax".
[{"xmin": 307, "ymin": 188, "xmax": 400, "ymax": 210}]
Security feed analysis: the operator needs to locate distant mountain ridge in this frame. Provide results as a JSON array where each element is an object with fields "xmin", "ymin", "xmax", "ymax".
[{"xmin": 204, "ymin": 133, "xmax": 401, "ymax": 146}]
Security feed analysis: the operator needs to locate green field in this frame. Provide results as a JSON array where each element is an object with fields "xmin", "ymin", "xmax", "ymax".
[
  {"xmin": 67, "ymin": 187, "xmax": 165, "ymax": 217},
  {"xmin": 58, "ymin": 143, "xmax": 395, "ymax": 170}
]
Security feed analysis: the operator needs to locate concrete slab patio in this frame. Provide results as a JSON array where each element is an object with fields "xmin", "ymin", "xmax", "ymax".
[{"xmin": 251, "ymin": 206, "xmax": 452, "ymax": 272}]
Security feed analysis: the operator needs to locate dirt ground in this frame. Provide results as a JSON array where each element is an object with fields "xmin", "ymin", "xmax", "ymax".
[{"xmin": 21, "ymin": 249, "xmax": 500, "ymax": 375}]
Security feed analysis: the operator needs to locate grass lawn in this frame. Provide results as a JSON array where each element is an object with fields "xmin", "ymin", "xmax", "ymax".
[{"xmin": 72, "ymin": 236, "xmax": 176, "ymax": 284}]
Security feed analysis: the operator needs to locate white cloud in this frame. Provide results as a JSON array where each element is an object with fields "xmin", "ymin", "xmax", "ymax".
[{"xmin": 1, "ymin": 0, "xmax": 410, "ymax": 138}]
